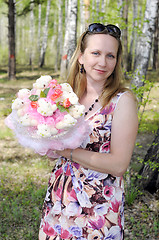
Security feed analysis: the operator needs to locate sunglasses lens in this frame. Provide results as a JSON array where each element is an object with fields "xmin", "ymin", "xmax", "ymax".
[
  {"xmin": 106, "ymin": 24, "xmax": 121, "ymax": 37},
  {"xmin": 88, "ymin": 23, "xmax": 106, "ymax": 33}
]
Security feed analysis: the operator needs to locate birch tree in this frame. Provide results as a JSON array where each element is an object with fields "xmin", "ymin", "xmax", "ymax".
[
  {"xmin": 127, "ymin": 0, "xmax": 138, "ymax": 72},
  {"xmin": 29, "ymin": 2, "xmax": 34, "ymax": 66},
  {"xmin": 122, "ymin": 0, "xmax": 128, "ymax": 72},
  {"xmin": 79, "ymin": 0, "xmax": 85, "ymax": 35},
  {"xmin": 37, "ymin": 3, "xmax": 41, "ymax": 52},
  {"xmin": 39, "ymin": 0, "xmax": 51, "ymax": 67},
  {"xmin": 55, "ymin": 0, "xmax": 63, "ymax": 71},
  {"xmin": 131, "ymin": 0, "xmax": 159, "ymax": 89},
  {"xmin": 60, "ymin": 0, "xmax": 78, "ymax": 79}
]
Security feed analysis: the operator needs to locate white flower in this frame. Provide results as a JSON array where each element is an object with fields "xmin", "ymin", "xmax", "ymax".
[
  {"xmin": 33, "ymin": 75, "xmax": 52, "ymax": 89},
  {"xmin": 69, "ymin": 104, "xmax": 85, "ymax": 118},
  {"xmin": 63, "ymin": 202, "xmax": 82, "ymax": 217},
  {"xmin": 37, "ymin": 124, "xmax": 58, "ymax": 137},
  {"xmin": 66, "ymin": 91, "xmax": 79, "ymax": 105},
  {"xmin": 94, "ymin": 203, "xmax": 109, "ymax": 216},
  {"xmin": 37, "ymin": 99, "xmax": 57, "ymax": 116},
  {"xmin": 60, "ymin": 83, "xmax": 73, "ymax": 92},
  {"xmin": 55, "ymin": 114, "xmax": 77, "ymax": 130},
  {"xmin": 76, "ymin": 191, "xmax": 92, "ymax": 208},
  {"xmin": 12, "ymin": 98, "xmax": 24, "ymax": 110},
  {"xmin": 20, "ymin": 113, "xmax": 38, "ymax": 127},
  {"xmin": 50, "ymin": 201, "xmax": 61, "ymax": 215},
  {"xmin": 17, "ymin": 89, "xmax": 31, "ymax": 99},
  {"xmin": 59, "ymin": 90, "xmax": 79, "ymax": 105},
  {"xmin": 74, "ymin": 217, "xmax": 87, "ymax": 228}
]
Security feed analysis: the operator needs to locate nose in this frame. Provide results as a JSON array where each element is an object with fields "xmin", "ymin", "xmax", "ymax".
[{"xmin": 98, "ymin": 56, "xmax": 106, "ymax": 67}]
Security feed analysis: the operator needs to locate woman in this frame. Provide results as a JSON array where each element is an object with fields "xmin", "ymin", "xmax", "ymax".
[{"xmin": 39, "ymin": 23, "xmax": 138, "ymax": 240}]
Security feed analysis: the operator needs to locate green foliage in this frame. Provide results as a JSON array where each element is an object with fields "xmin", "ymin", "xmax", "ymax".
[
  {"xmin": 29, "ymin": 94, "xmax": 39, "ymax": 101},
  {"xmin": 131, "ymin": 75, "xmax": 159, "ymax": 133},
  {"xmin": 125, "ymin": 71, "xmax": 159, "ymax": 206},
  {"xmin": 125, "ymin": 184, "xmax": 139, "ymax": 206},
  {"xmin": 56, "ymin": 102, "xmax": 69, "ymax": 112}
]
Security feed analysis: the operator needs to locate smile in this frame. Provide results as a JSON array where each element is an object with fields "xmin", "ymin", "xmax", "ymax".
[{"xmin": 95, "ymin": 69, "xmax": 106, "ymax": 74}]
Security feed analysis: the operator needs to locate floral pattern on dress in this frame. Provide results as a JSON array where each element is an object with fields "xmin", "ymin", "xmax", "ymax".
[{"xmin": 39, "ymin": 93, "xmax": 125, "ymax": 240}]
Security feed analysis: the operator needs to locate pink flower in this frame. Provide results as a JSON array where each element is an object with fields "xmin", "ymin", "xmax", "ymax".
[
  {"xmin": 103, "ymin": 185, "xmax": 115, "ymax": 200},
  {"xmin": 45, "ymin": 116, "xmax": 55, "ymax": 126},
  {"xmin": 110, "ymin": 198, "xmax": 120, "ymax": 213},
  {"xmin": 54, "ymin": 187, "xmax": 63, "ymax": 200},
  {"xmin": 43, "ymin": 222, "xmax": 57, "ymax": 236},
  {"xmin": 101, "ymin": 141, "xmax": 110, "ymax": 152},
  {"xmin": 88, "ymin": 216, "xmax": 105, "ymax": 230},
  {"xmin": 48, "ymin": 79, "xmax": 57, "ymax": 88},
  {"xmin": 63, "ymin": 98, "xmax": 71, "ymax": 108},
  {"xmin": 55, "ymin": 167, "xmax": 63, "ymax": 178},
  {"xmin": 51, "ymin": 89, "xmax": 63, "ymax": 101},
  {"xmin": 67, "ymin": 188, "xmax": 78, "ymax": 201},
  {"xmin": 61, "ymin": 228, "xmax": 72, "ymax": 239}
]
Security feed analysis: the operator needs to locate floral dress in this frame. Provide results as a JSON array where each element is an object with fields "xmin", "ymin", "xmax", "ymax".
[{"xmin": 39, "ymin": 93, "xmax": 125, "ymax": 240}]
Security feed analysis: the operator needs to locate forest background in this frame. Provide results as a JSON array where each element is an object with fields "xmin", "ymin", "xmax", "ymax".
[{"xmin": 0, "ymin": 0, "xmax": 159, "ymax": 239}]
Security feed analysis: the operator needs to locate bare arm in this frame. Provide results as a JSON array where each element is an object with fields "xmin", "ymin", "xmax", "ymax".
[{"xmin": 56, "ymin": 92, "xmax": 138, "ymax": 177}]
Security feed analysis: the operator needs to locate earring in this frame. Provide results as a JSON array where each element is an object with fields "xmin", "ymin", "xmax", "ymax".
[{"xmin": 80, "ymin": 64, "xmax": 84, "ymax": 74}]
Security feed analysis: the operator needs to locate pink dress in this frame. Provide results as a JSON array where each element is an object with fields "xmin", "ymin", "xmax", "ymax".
[{"xmin": 39, "ymin": 93, "xmax": 125, "ymax": 240}]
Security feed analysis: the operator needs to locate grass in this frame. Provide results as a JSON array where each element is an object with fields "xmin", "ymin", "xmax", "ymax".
[
  {"xmin": 0, "ymin": 151, "xmax": 55, "ymax": 239},
  {"xmin": 0, "ymin": 65, "xmax": 159, "ymax": 239}
]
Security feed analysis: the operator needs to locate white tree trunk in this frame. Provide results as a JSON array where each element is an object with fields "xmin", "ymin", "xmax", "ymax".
[
  {"xmin": 55, "ymin": 0, "xmax": 63, "ymax": 71},
  {"xmin": 131, "ymin": 0, "xmax": 159, "ymax": 89},
  {"xmin": 29, "ymin": 2, "xmax": 34, "ymax": 66},
  {"xmin": 79, "ymin": 0, "xmax": 85, "ymax": 35},
  {"xmin": 37, "ymin": 3, "xmax": 41, "ymax": 52},
  {"xmin": 60, "ymin": 0, "xmax": 78, "ymax": 79},
  {"xmin": 39, "ymin": 0, "xmax": 51, "ymax": 67},
  {"xmin": 127, "ymin": 0, "xmax": 138, "ymax": 72}
]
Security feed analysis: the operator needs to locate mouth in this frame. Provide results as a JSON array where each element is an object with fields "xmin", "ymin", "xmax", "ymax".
[{"xmin": 95, "ymin": 69, "xmax": 106, "ymax": 74}]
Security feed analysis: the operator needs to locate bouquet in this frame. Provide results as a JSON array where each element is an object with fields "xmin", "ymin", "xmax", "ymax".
[{"xmin": 5, "ymin": 75, "xmax": 91, "ymax": 158}]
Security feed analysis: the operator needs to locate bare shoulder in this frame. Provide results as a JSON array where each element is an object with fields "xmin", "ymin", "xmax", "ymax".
[
  {"xmin": 113, "ymin": 91, "xmax": 138, "ymax": 127},
  {"xmin": 116, "ymin": 91, "xmax": 138, "ymax": 112}
]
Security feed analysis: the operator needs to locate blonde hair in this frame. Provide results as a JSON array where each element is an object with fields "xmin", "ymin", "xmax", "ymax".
[{"xmin": 67, "ymin": 30, "xmax": 128, "ymax": 107}]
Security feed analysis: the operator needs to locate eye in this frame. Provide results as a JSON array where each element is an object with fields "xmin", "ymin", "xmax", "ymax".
[
  {"xmin": 107, "ymin": 54, "xmax": 115, "ymax": 58},
  {"xmin": 92, "ymin": 51, "xmax": 99, "ymax": 56}
]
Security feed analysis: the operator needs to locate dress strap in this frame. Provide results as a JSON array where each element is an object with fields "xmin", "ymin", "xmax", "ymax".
[{"xmin": 113, "ymin": 91, "xmax": 128, "ymax": 112}]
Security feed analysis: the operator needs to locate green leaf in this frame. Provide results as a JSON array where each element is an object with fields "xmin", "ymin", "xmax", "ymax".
[
  {"xmin": 56, "ymin": 102, "xmax": 68, "ymax": 112},
  {"xmin": 40, "ymin": 88, "xmax": 50, "ymax": 98},
  {"xmin": 44, "ymin": 88, "xmax": 50, "ymax": 97},
  {"xmin": 29, "ymin": 95, "xmax": 39, "ymax": 101},
  {"xmin": 40, "ymin": 91, "xmax": 46, "ymax": 98}
]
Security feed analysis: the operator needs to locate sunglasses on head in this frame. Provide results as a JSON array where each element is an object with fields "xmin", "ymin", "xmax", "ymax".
[{"xmin": 86, "ymin": 23, "xmax": 121, "ymax": 38}]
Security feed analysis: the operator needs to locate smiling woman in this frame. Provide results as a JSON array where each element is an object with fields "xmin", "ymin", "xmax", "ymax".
[{"xmin": 39, "ymin": 23, "xmax": 138, "ymax": 240}]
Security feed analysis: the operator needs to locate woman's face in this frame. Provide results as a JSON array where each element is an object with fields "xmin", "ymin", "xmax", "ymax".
[{"xmin": 79, "ymin": 34, "xmax": 119, "ymax": 85}]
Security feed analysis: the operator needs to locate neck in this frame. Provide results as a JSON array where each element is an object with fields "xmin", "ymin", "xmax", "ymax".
[{"xmin": 86, "ymin": 81, "xmax": 103, "ymax": 99}]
